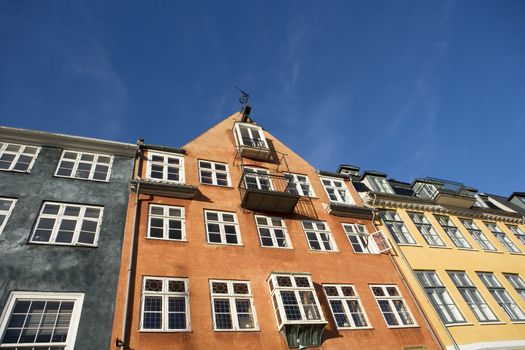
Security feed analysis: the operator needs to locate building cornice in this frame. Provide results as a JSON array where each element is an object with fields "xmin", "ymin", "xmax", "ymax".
[
  {"xmin": 0, "ymin": 126, "xmax": 137, "ymax": 157},
  {"xmin": 365, "ymin": 192, "xmax": 525, "ymax": 224}
]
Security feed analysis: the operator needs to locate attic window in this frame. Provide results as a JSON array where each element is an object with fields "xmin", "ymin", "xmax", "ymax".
[
  {"xmin": 234, "ymin": 123, "xmax": 268, "ymax": 149},
  {"xmin": 365, "ymin": 176, "xmax": 394, "ymax": 194}
]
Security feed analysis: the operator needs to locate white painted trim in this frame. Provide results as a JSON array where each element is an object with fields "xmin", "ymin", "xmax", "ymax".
[
  {"xmin": 446, "ymin": 339, "xmax": 525, "ymax": 350},
  {"xmin": 0, "ymin": 198, "xmax": 16, "ymax": 235}
]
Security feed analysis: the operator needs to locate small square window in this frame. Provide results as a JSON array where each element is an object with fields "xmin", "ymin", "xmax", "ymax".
[
  {"xmin": 55, "ymin": 150, "xmax": 113, "ymax": 182},
  {"xmin": 204, "ymin": 210, "xmax": 241, "ymax": 245},
  {"xmin": 147, "ymin": 204, "xmax": 185, "ymax": 241},
  {"xmin": 199, "ymin": 160, "xmax": 231, "ymax": 186},
  {"xmin": 0, "ymin": 142, "xmax": 40, "ymax": 173},
  {"xmin": 146, "ymin": 151, "xmax": 185, "ymax": 183}
]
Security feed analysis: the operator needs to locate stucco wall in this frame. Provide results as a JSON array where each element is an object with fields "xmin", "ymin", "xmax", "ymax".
[{"xmin": 0, "ymin": 145, "xmax": 134, "ymax": 350}]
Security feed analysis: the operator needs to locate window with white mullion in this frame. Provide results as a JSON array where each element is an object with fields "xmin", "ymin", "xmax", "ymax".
[
  {"xmin": 484, "ymin": 222, "xmax": 521, "ymax": 253},
  {"xmin": 146, "ymin": 151, "xmax": 184, "ymax": 183},
  {"xmin": 477, "ymin": 272, "xmax": 525, "ymax": 321},
  {"xmin": 209, "ymin": 280, "xmax": 258, "ymax": 331},
  {"xmin": 284, "ymin": 173, "xmax": 315, "ymax": 197},
  {"xmin": 204, "ymin": 210, "xmax": 241, "ymax": 245},
  {"xmin": 301, "ymin": 220, "xmax": 337, "ymax": 252},
  {"xmin": 147, "ymin": 204, "xmax": 185, "ymax": 241},
  {"xmin": 370, "ymin": 285, "xmax": 416, "ymax": 327},
  {"xmin": 408, "ymin": 212, "xmax": 445, "ymax": 247},
  {"xmin": 234, "ymin": 123, "xmax": 268, "ymax": 149},
  {"xmin": 460, "ymin": 219, "xmax": 496, "ymax": 251},
  {"xmin": 55, "ymin": 150, "xmax": 113, "ymax": 182},
  {"xmin": 323, "ymin": 284, "xmax": 369, "ymax": 329},
  {"xmin": 0, "ymin": 198, "xmax": 16, "ymax": 235},
  {"xmin": 379, "ymin": 210, "xmax": 416, "ymax": 245},
  {"xmin": 504, "ymin": 274, "xmax": 525, "ymax": 301},
  {"xmin": 506, "ymin": 225, "xmax": 525, "ymax": 246},
  {"xmin": 141, "ymin": 277, "xmax": 189, "ymax": 331},
  {"xmin": 341, "ymin": 223, "xmax": 378, "ymax": 253},
  {"xmin": 30, "ymin": 202, "xmax": 103, "ymax": 246},
  {"xmin": 366, "ymin": 176, "xmax": 394, "ymax": 194},
  {"xmin": 435, "ymin": 215, "xmax": 471, "ymax": 249},
  {"xmin": 243, "ymin": 167, "xmax": 273, "ymax": 191},
  {"xmin": 319, "ymin": 176, "xmax": 353, "ymax": 204},
  {"xmin": 415, "ymin": 271, "xmax": 465, "ymax": 324},
  {"xmin": 198, "ymin": 160, "xmax": 231, "ymax": 186},
  {"xmin": 254, "ymin": 215, "xmax": 292, "ymax": 248},
  {"xmin": 0, "ymin": 142, "xmax": 40, "ymax": 173},
  {"xmin": 448, "ymin": 271, "xmax": 498, "ymax": 323}
]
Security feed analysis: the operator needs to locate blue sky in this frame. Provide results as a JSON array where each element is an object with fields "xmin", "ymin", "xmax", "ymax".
[{"xmin": 1, "ymin": 1, "xmax": 524, "ymax": 195}]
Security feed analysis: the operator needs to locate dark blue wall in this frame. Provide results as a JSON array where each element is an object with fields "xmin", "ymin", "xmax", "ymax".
[{"xmin": 0, "ymin": 145, "xmax": 133, "ymax": 350}]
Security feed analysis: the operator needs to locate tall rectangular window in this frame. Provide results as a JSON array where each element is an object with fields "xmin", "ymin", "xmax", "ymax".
[
  {"xmin": 484, "ymin": 222, "xmax": 521, "ymax": 253},
  {"xmin": 415, "ymin": 271, "xmax": 465, "ymax": 324},
  {"xmin": 141, "ymin": 277, "xmax": 190, "ymax": 331},
  {"xmin": 503, "ymin": 274, "xmax": 525, "ymax": 301},
  {"xmin": 301, "ymin": 220, "xmax": 337, "ymax": 252},
  {"xmin": 210, "ymin": 280, "xmax": 258, "ymax": 331},
  {"xmin": 323, "ymin": 284, "xmax": 369, "ymax": 329},
  {"xmin": 380, "ymin": 210, "xmax": 416, "ymax": 245},
  {"xmin": 30, "ymin": 202, "xmax": 103, "ymax": 246},
  {"xmin": 55, "ymin": 151, "xmax": 113, "ymax": 182},
  {"xmin": 204, "ymin": 210, "xmax": 241, "ymax": 245},
  {"xmin": 146, "ymin": 151, "xmax": 184, "ymax": 183},
  {"xmin": 408, "ymin": 212, "xmax": 445, "ymax": 247},
  {"xmin": 435, "ymin": 215, "xmax": 471, "ymax": 249},
  {"xmin": 341, "ymin": 223, "xmax": 378, "ymax": 253},
  {"xmin": 460, "ymin": 219, "xmax": 496, "ymax": 251},
  {"xmin": 268, "ymin": 273, "xmax": 325, "ymax": 328},
  {"xmin": 199, "ymin": 160, "xmax": 231, "ymax": 186},
  {"xmin": 0, "ymin": 291, "xmax": 84, "ymax": 349},
  {"xmin": 0, "ymin": 198, "xmax": 16, "ymax": 235},
  {"xmin": 285, "ymin": 173, "xmax": 315, "ymax": 197},
  {"xmin": 254, "ymin": 215, "xmax": 292, "ymax": 248},
  {"xmin": 0, "ymin": 142, "xmax": 40, "ymax": 173},
  {"xmin": 477, "ymin": 272, "xmax": 525, "ymax": 321},
  {"xmin": 506, "ymin": 225, "xmax": 525, "ymax": 246},
  {"xmin": 147, "ymin": 204, "xmax": 185, "ymax": 241},
  {"xmin": 448, "ymin": 271, "xmax": 498, "ymax": 322},
  {"xmin": 370, "ymin": 285, "xmax": 416, "ymax": 327},
  {"xmin": 319, "ymin": 176, "xmax": 354, "ymax": 204},
  {"xmin": 234, "ymin": 123, "xmax": 268, "ymax": 149},
  {"xmin": 243, "ymin": 167, "xmax": 272, "ymax": 190}
]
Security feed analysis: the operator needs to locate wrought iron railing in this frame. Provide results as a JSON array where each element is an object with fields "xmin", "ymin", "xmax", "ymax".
[
  {"xmin": 241, "ymin": 137, "xmax": 268, "ymax": 149},
  {"xmin": 239, "ymin": 170, "xmax": 296, "ymax": 194},
  {"xmin": 413, "ymin": 178, "xmax": 475, "ymax": 201}
]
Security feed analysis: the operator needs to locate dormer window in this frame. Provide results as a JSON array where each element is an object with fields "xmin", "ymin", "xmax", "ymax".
[
  {"xmin": 364, "ymin": 176, "xmax": 394, "ymax": 194},
  {"xmin": 473, "ymin": 194, "xmax": 489, "ymax": 208},
  {"xmin": 234, "ymin": 123, "xmax": 267, "ymax": 149},
  {"xmin": 146, "ymin": 151, "xmax": 184, "ymax": 184}
]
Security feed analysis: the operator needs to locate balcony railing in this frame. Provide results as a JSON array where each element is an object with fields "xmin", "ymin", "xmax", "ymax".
[
  {"xmin": 239, "ymin": 170, "xmax": 300, "ymax": 213},
  {"xmin": 236, "ymin": 137, "xmax": 271, "ymax": 161},
  {"xmin": 412, "ymin": 178, "xmax": 476, "ymax": 208}
]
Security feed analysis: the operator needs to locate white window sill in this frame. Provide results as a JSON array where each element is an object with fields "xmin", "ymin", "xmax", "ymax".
[
  {"xmin": 139, "ymin": 329, "xmax": 192, "ymax": 333},
  {"xmin": 308, "ymin": 249, "xmax": 339, "ymax": 253},
  {"xmin": 397, "ymin": 243, "xmax": 422, "ymax": 247},
  {"xmin": 428, "ymin": 245, "xmax": 452, "ymax": 249},
  {"xmin": 509, "ymin": 252, "xmax": 525, "ymax": 256},
  {"xmin": 386, "ymin": 324, "xmax": 420, "ymax": 329},
  {"xmin": 337, "ymin": 326, "xmax": 375, "ymax": 331},
  {"xmin": 456, "ymin": 247, "xmax": 478, "ymax": 252},
  {"xmin": 146, "ymin": 237, "xmax": 188, "ymax": 243},
  {"xmin": 28, "ymin": 241, "xmax": 98, "ymax": 248},
  {"xmin": 206, "ymin": 242, "xmax": 244, "ymax": 247},
  {"xmin": 199, "ymin": 182, "xmax": 234, "ymax": 189},
  {"xmin": 54, "ymin": 174, "xmax": 110, "ymax": 183},
  {"xmin": 483, "ymin": 249, "xmax": 504, "ymax": 254},
  {"xmin": 479, "ymin": 321, "xmax": 506, "ymax": 325},
  {"xmin": 446, "ymin": 322, "xmax": 474, "ymax": 327},
  {"xmin": 212, "ymin": 328, "xmax": 260, "ymax": 332},
  {"xmin": 0, "ymin": 168, "xmax": 32, "ymax": 174},
  {"xmin": 260, "ymin": 245, "xmax": 294, "ymax": 250},
  {"xmin": 510, "ymin": 320, "xmax": 525, "ymax": 324}
]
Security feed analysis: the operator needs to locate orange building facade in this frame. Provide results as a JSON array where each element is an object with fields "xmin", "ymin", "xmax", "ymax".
[{"xmin": 110, "ymin": 111, "xmax": 442, "ymax": 349}]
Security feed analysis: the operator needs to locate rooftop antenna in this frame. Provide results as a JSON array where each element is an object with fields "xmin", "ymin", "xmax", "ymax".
[{"xmin": 235, "ymin": 86, "xmax": 252, "ymax": 122}]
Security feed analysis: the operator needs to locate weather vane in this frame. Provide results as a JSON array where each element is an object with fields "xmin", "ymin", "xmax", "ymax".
[{"xmin": 235, "ymin": 86, "xmax": 249, "ymax": 107}]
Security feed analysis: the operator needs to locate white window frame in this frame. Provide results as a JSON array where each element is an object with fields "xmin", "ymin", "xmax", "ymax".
[
  {"xmin": 460, "ymin": 219, "xmax": 497, "ymax": 251},
  {"xmin": 341, "ymin": 223, "xmax": 378, "ymax": 254},
  {"xmin": 448, "ymin": 271, "xmax": 498, "ymax": 323},
  {"xmin": 408, "ymin": 212, "xmax": 445, "ymax": 247},
  {"xmin": 140, "ymin": 276, "xmax": 190, "ymax": 332},
  {"xmin": 55, "ymin": 150, "xmax": 114, "ymax": 182},
  {"xmin": 301, "ymin": 220, "xmax": 338, "ymax": 252},
  {"xmin": 0, "ymin": 198, "xmax": 16, "ymax": 236},
  {"xmin": 506, "ymin": 225, "xmax": 525, "ymax": 246},
  {"xmin": 504, "ymin": 274, "xmax": 525, "ymax": 301},
  {"xmin": 198, "ymin": 160, "xmax": 231, "ymax": 187},
  {"xmin": 209, "ymin": 280, "xmax": 259, "ymax": 331},
  {"xmin": 234, "ymin": 122, "xmax": 268, "ymax": 149},
  {"xmin": 268, "ymin": 273, "xmax": 326, "ymax": 329},
  {"xmin": 243, "ymin": 166, "xmax": 273, "ymax": 191},
  {"xmin": 204, "ymin": 210, "xmax": 242, "ymax": 245},
  {"xmin": 364, "ymin": 176, "xmax": 394, "ymax": 194},
  {"xmin": 0, "ymin": 142, "xmax": 40, "ymax": 173},
  {"xmin": 380, "ymin": 210, "xmax": 416, "ymax": 245},
  {"xmin": 319, "ymin": 176, "xmax": 354, "ymax": 204},
  {"xmin": 147, "ymin": 204, "xmax": 186, "ymax": 241},
  {"xmin": 146, "ymin": 150, "xmax": 185, "ymax": 184},
  {"xmin": 29, "ymin": 202, "xmax": 104, "ymax": 247},
  {"xmin": 284, "ymin": 173, "xmax": 316, "ymax": 197},
  {"xmin": 370, "ymin": 285, "xmax": 417, "ymax": 328},
  {"xmin": 484, "ymin": 222, "xmax": 521, "ymax": 253},
  {"xmin": 0, "ymin": 291, "xmax": 84, "ymax": 350},
  {"xmin": 415, "ymin": 271, "xmax": 466, "ymax": 325},
  {"xmin": 254, "ymin": 215, "xmax": 292, "ymax": 249},
  {"xmin": 323, "ymin": 284, "xmax": 371, "ymax": 329},
  {"xmin": 477, "ymin": 272, "xmax": 525, "ymax": 322},
  {"xmin": 435, "ymin": 215, "xmax": 472, "ymax": 249}
]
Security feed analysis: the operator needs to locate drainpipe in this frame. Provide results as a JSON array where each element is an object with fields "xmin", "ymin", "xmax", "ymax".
[{"xmin": 118, "ymin": 142, "xmax": 144, "ymax": 349}]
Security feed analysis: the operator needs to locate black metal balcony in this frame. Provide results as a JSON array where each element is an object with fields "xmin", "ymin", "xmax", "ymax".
[
  {"xmin": 412, "ymin": 178, "xmax": 476, "ymax": 208},
  {"xmin": 239, "ymin": 170, "xmax": 300, "ymax": 213},
  {"xmin": 237, "ymin": 137, "xmax": 271, "ymax": 160}
]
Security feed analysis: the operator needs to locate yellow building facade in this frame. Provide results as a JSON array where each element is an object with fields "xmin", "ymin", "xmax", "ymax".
[{"xmin": 343, "ymin": 170, "xmax": 525, "ymax": 350}]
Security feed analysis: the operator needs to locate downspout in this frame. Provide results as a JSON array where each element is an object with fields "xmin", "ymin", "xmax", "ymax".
[
  {"xmin": 368, "ymin": 192, "xmax": 451, "ymax": 350},
  {"xmin": 118, "ymin": 142, "xmax": 144, "ymax": 349}
]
